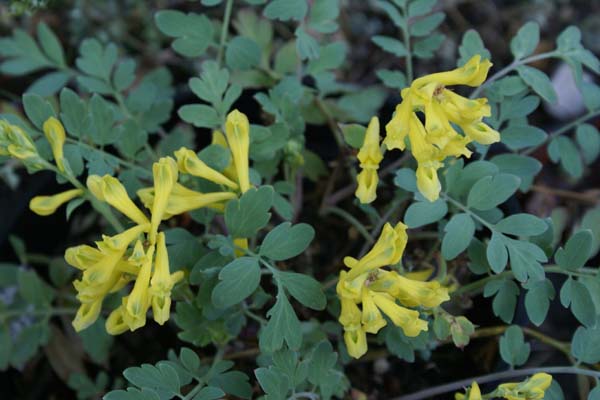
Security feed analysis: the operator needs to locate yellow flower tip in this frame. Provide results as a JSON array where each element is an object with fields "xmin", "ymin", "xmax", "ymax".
[
  {"xmin": 372, "ymin": 293, "xmax": 428, "ymax": 337},
  {"xmin": 65, "ymin": 244, "xmax": 102, "ymax": 270},
  {"xmin": 225, "ymin": 109, "xmax": 251, "ymax": 193},
  {"xmin": 463, "ymin": 122, "xmax": 500, "ymax": 145},
  {"xmin": 343, "ymin": 326, "xmax": 368, "ymax": 359},
  {"xmin": 455, "ymin": 382, "xmax": 482, "ymax": 400},
  {"xmin": 233, "ymin": 237, "xmax": 249, "ymax": 257},
  {"xmin": 124, "ymin": 244, "xmax": 154, "ymax": 331},
  {"xmin": 0, "ymin": 121, "xmax": 39, "ymax": 161},
  {"xmin": 150, "ymin": 157, "xmax": 179, "ymax": 242},
  {"xmin": 72, "ymin": 299, "xmax": 103, "ymax": 332},
  {"xmin": 361, "ymin": 291, "xmax": 387, "ymax": 334},
  {"xmin": 94, "ymin": 175, "xmax": 150, "ymax": 226},
  {"xmin": 383, "ymin": 100, "xmax": 412, "ymax": 151},
  {"xmin": 416, "ymin": 164, "xmax": 442, "ymax": 202},
  {"xmin": 355, "ymin": 168, "xmax": 379, "ymax": 204},
  {"xmin": 29, "ymin": 188, "xmax": 84, "ymax": 216},
  {"xmin": 105, "ymin": 306, "xmax": 129, "ymax": 335},
  {"xmin": 152, "ymin": 295, "xmax": 171, "ymax": 325},
  {"xmin": 42, "ymin": 117, "xmax": 66, "ymax": 172}
]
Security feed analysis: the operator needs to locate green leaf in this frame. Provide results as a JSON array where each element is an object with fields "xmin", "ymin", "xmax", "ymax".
[
  {"xmin": 490, "ymin": 154, "xmax": 542, "ymax": 191},
  {"xmin": 487, "ymin": 232, "xmax": 508, "ymax": 273},
  {"xmin": 404, "ymin": 199, "xmax": 448, "ymax": 228},
  {"xmin": 225, "ymin": 186, "xmax": 274, "ymax": 238},
  {"xmin": 260, "ymin": 222, "xmax": 315, "ymax": 261},
  {"xmin": 177, "ymin": 105, "xmax": 221, "ymax": 129},
  {"xmin": 226, "ymin": 36, "xmax": 261, "ymax": 70},
  {"xmin": 500, "ymin": 124, "xmax": 547, "ymax": 151},
  {"xmin": 571, "ymin": 326, "xmax": 600, "ymax": 364},
  {"xmin": 494, "ymin": 213, "xmax": 548, "ymax": 236},
  {"xmin": 450, "ymin": 316, "xmax": 475, "ymax": 348},
  {"xmin": 37, "ymin": 22, "xmax": 65, "ymax": 66},
  {"xmin": 307, "ymin": 42, "xmax": 346, "ymax": 75},
  {"xmin": 548, "ymin": 136, "xmax": 583, "ymax": 178},
  {"xmin": 376, "ymin": 1, "xmax": 406, "ymax": 29},
  {"xmin": 501, "ymin": 95, "xmax": 540, "ymax": 120},
  {"xmin": 555, "ymin": 230, "xmax": 593, "ymax": 271},
  {"xmin": 339, "ymin": 123, "xmax": 366, "ymax": 148},
  {"xmin": 113, "ymin": 59, "xmax": 136, "ymax": 91},
  {"xmin": 408, "ymin": 0, "xmax": 436, "ymax": 17},
  {"xmin": 337, "ymin": 87, "xmax": 387, "ymax": 123},
  {"xmin": 510, "ymin": 21, "xmax": 539, "ymax": 59},
  {"xmin": 155, "ymin": 11, "xmax": 214, "ymax": 57},
  {"xmin": 259, "ymin": 291, "xmax": 302, "ymax": 352},
  {"xmin": 581, "ymin": 206, "xmax": 600, "ymax": 257},
  {"xmin": 212, "ymin": 257, "xmax": 261, "ymax": 309},
  {"xmin": 17, "ymin": 269, "xmax": 54, "ymax": 307},
  {"xmin": 372, "ymin": 36, "xmax": 407, "ymax": 57},
  {"xmin": 560, "ymin": 278, "xmax": 597, "ymax": 327},
  {"xmin": 524, "ymin": 279, "xmax": 555, "ymax": 326},
  {"xmin": 458, "ymin": 29, "xmax": 491, "ymax": 66},
  {"xmin": 505, "ymin": 238, "xmax": 547, "ymax": 282},
  {"xmin": 264, "ymin": 0, "xmax": 308, "ymax": 21},
  {"xmin": 79, "ymin": 318, "xmax": 113, "ymax": 364},
  {"xmin": 517, "ymin": 65, "xmax": 557, "ymax": 103},
  {"xmin": 295, "ymin": 27, "xmax": 320, "ymax": 60},
  {"xmin": 394, "ymin": 168, "xmax": 417, "ymax": 192},
  {"xmin": 76, "ymin": 39, "xmax": 117, "ymax": 81},
  {"xmin": 88, "ymin": 94, "xmax": 118, "ymax": 145},
  {"xmin": 483, "ymin": 279, "xmax": 520, "ymax": 323},
  {"xmin": 557, "ymin": 26, "xmax": 582, "ymax": 53},
  {"xmin": 575, "ymin": 123, "xmax": 600, "ymax": 164},
  {"xmin": 26, "ymin": 71, "xmax": 71, "ymax": 96},
  {"xmin": 582, "ymin": 83, "xmax": 600, "ymax": 111},
  {"xmin": 192, "ymin": 387, "xmax": 225, "ymax": 400},
  {"xmin": 23, "ymin": 93, "xmax": 56, "ymax": 129},
  {"xmin": 309, "ymin": 0, "xmax": 340, "ymax": 33},
  {"xmin": 413, "ymin": 34, "xmax": 445, "ymax": 59},
  {"xmin": 277, "ymin": 271, "xmax": 326, "ymax": 310},
  {"xmin": 442, "ymin": 213, "xmax": 475, "ymax": 260},
  {"xmin": 467, "ymin": 173, "xmax": 521, "ymax": 210},
  {"xmin": 123, "ymin": 363, "xmax": 181, "ymax": 396},
  {"xmin": 255, "ymin": 367, "xmax": 290, "ymax": 399},
  {"xmin": 409, "ymin": 12, "xmax": 445, "ymax": 37},
  {"xmin": 499, "ymin": 326, "xmax": 530, "ymax": 367},
  {"xmin": 375, "ymin": 69, "xmax": 407, "ymax": 89}
]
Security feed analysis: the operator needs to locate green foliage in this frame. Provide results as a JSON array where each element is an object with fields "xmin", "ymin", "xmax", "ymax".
[{"xmin": 499, "ymin": 326, "xmax": 530, "ymax": 367}]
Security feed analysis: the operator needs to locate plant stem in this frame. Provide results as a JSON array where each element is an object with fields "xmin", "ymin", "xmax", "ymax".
[
  {"xmin": 217, "ymin": 0, "xmax": 234, "ymax": 67},
  {"xmin": 522, "ymin": 109, "xmax": 600, "ymax": 156},
  {"xmin": 441, "ymin": 192, "xmax": 494, "ymax": 230},
  {"xmin": 471, "ymin": 325, "xmax": 570, "ymax": 356},
  {"xmin": 470, "ymin": 51, "xmax": 559, "ymax": 99},
  {"xmin": 395, "ymin": 366, "xmax": 600, "ymax": 400},
  {"xmin": 0, "ymin": 307, "xmax": 78, "ymax": 320},
  {"xmin": 322, "ymin": 206, "xmax": 374, "ymax": 244}
]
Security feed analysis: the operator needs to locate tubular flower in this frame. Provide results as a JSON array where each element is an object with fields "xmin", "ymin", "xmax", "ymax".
[
  {"xmin": 42, "ymin": 117, "xmax": 66, "ymax": 172},
  {"xmin": 29, "ymin": 188, "xmax": 84, "ymax": 216},
  {"xmin": 150, "ymin": 232, "xmax": 184, "ymax": 325},
  {"xmin": 336, "ymin": 221, "xmax": 449, "ymax": 358},
  {"xmin": 496, "ymin": 373, "xmax": 552, "ymax": 400},
  {"xmin": 384, "ymin": 55, "xmax": 500, "ymax": 202},
  {"xmin": 211, "ymin": 130, "xmax": 238, "ymax": 181},
  {"xmin": 174, "ymin": 147, "xmax": 238, "ymax": 190},
  {"xmin": 225, "ymin": 109, "xmax": 251, "ymax": 193},
  {"xmin": 122, "ymin": 243, "xmax": 155, "ymax": 331},
  {"xmin": 0, "ymin": 120, "xmax": 40, "ymax": 163},
  {"xmin": 455, "ymin": 382, "xmax": 482, "ymax": 400},
  {"xmin": 87, "ymin": 175, "xmax": 149, "ymax": 226},
  {"xmin": 149, "ymin": 157, "xmax": 178, "ymax": 243},
  {"xmin": 355, "ymin": 117, "xmax": 383, "ymax": 204}
]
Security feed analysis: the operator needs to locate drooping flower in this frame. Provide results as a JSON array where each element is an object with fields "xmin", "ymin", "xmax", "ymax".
[
  {"xmin": 384, "ymin": 55, "xmax": 500, "ymax": 202},
  {"xmin": 496, "ymin": 373, "xmax": 552, "ymax": 400},
  {"xmin": 42, "ymin": 117, "xmax": 67, "ymax": 172},
  {"xmin": 87, "ymin": 175, "xmax": 149, "ymax": 226},
  {"xmin": 225, "ymin": 109, "xmax": 251, "ymax": 193},
  {"xmin": 29, "ymin": 188, "xmax": 84, "ymax": 216},
  {"xmin": 211, "ymin": 130, "xmax": 239, "ymax": 182},
  {"xmin": 174, "ymin": 147, "xmax": 238, "ymax": 190},
  {"xmin": 149, "ymin": 157, "xmax": 178, "ymax": 243},
  {"xmin": 455, "ymin": 382, "xmax": 482, "ymax": 400},
  {"xmin": 0, "ymin": 120, "xmax": 40, "ymax": 163},
  {"xmin": 355, "ymin": 116, "xmax": 383, "ymax": 204}
]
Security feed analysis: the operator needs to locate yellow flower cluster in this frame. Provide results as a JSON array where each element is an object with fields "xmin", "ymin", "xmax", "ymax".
[
  {"xmin": 0, "ymin": 119, "xmax": 44, "ymax": 169},
  {"xmin": 355, "ymin": 55, "xmax": 500, "ymax": 204},
  {"xmin": 24, "ymin": 109, "xmax": 252, "ymax": 334},
  {"xmin": 336, "ymin": 222, "xmax": 449, "ymax": 358},
  {"xmin": 455, "ymin": 373, "xmax": 552, "ymax": 400},
  {"xmin": 355, "ymin": 117, "xmax": 383, "ymax": 204}
]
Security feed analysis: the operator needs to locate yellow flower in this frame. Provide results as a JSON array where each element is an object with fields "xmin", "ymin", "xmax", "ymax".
[
  {"xmin": 87, "ymin": 175, "xmax": 149, "ymax": 226},
  {"xmin": 355, "ymin": 117, "xmax": 383, "ymax": 204},
  {"xmin": 72, "ymin": 298, "xmax": 103, "ymax": 332},
  {"xmin": 174, "ymin": 147, "xmax": 238, "ymax": 190},
  {"xmin": 225, "ymin": 109, "xmax": 251, "ymax": 193},
  {"xmin": 462, "ymin": 121, "xmax": 501, "ymax": 145},
  {"xmin": 384, "ymin": 93, "xmax": 412, "ymax": 151},
  {"xmin": 29, "ymin": 188, "xmax": 84, "ymax": 216},
  {"xmin": 412, "ymin": 55, "xmax": 492, "ymax": 88},
  {"xmin": 415, "ymin": 164, "xmax": 442, "ymax": 202},
  {"xmin": 149, "ymin": 157, "xmax": 178, "ymax": 243},
  {"xmin": 455, "ymin": 382, "xmax": 482, "ymax": 400},
  {"xmin": 371, "ymin": 292, "xmax": 428, "ymax": 337},
  {"xmin": 211, "ymin": 130, "xmax": 239, "ymax": 181},
  {"xmin": 369, "ymin": 270, "xmax": 449, "ymax": 308},
  {"xmin": 345, "ymin": 222, "xmax": 408, "ymax": 280},
  {"xmin": 105, "ymin": 306, "xmax": 129, "ymax": 335},
  {"xmin": 137, "ymin": 183, "xmax": 235, "ymax": 219},
  {"xmin": 122, "ymin": 244, "xmax": 155, "ymax": 331},
  {"xmin": 344, "ymin": 326, "xmax": 368, "ymax": 359},
  {"xmin": 0, "ymin": 120, "xmax": 39, "ymax": 161},
  {"xmin": 42, "ymin": 117, "xmax": 66, "ymax": 172},
  {"xmin": 497, "ymin": 373, "xmax": 552, "ymax": 400},
  {"xmin": 361, "ymin": 290, "xmax": 386, "ymax": 334},
  {"xmin": 233, "ymin": 237, "xmax": 249, "ymax": 257},
  {"xmin": 150, "ymin": 232, "xmax": 184, "ymax": 325}
]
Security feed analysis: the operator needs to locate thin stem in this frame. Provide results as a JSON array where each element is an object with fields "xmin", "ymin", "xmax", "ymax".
[
  {"xmin": 0, "ymin": 307, "xmax": 78, "ymax": 320},
  {"xmin": 441, "ymin": 192, "xmax": 494, "ymax": 230},
  {"xmin": 395, "ymin": 366, "xmax": 600, "ymax": 400},
  {"xmin": 322, "ymin": 206, "xmax": 374, "ymax": 244},
  {"xmin": 522, "ymin": 109, "xmax": 600, "ymax": 156},
  {"xmin": 244, "ymin": 309, "xmax": 268, "ymax": 325},
  {"xmin": 217, "ymin": 0, "xmax": 234, "ymax": 67},
  {"xmin": 470, "ymin": 51, "xmax": 559, "ymax": 99},
  {"xmin": 470, "ymin": 326, "xmax": 570, "ymax": 357}
]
